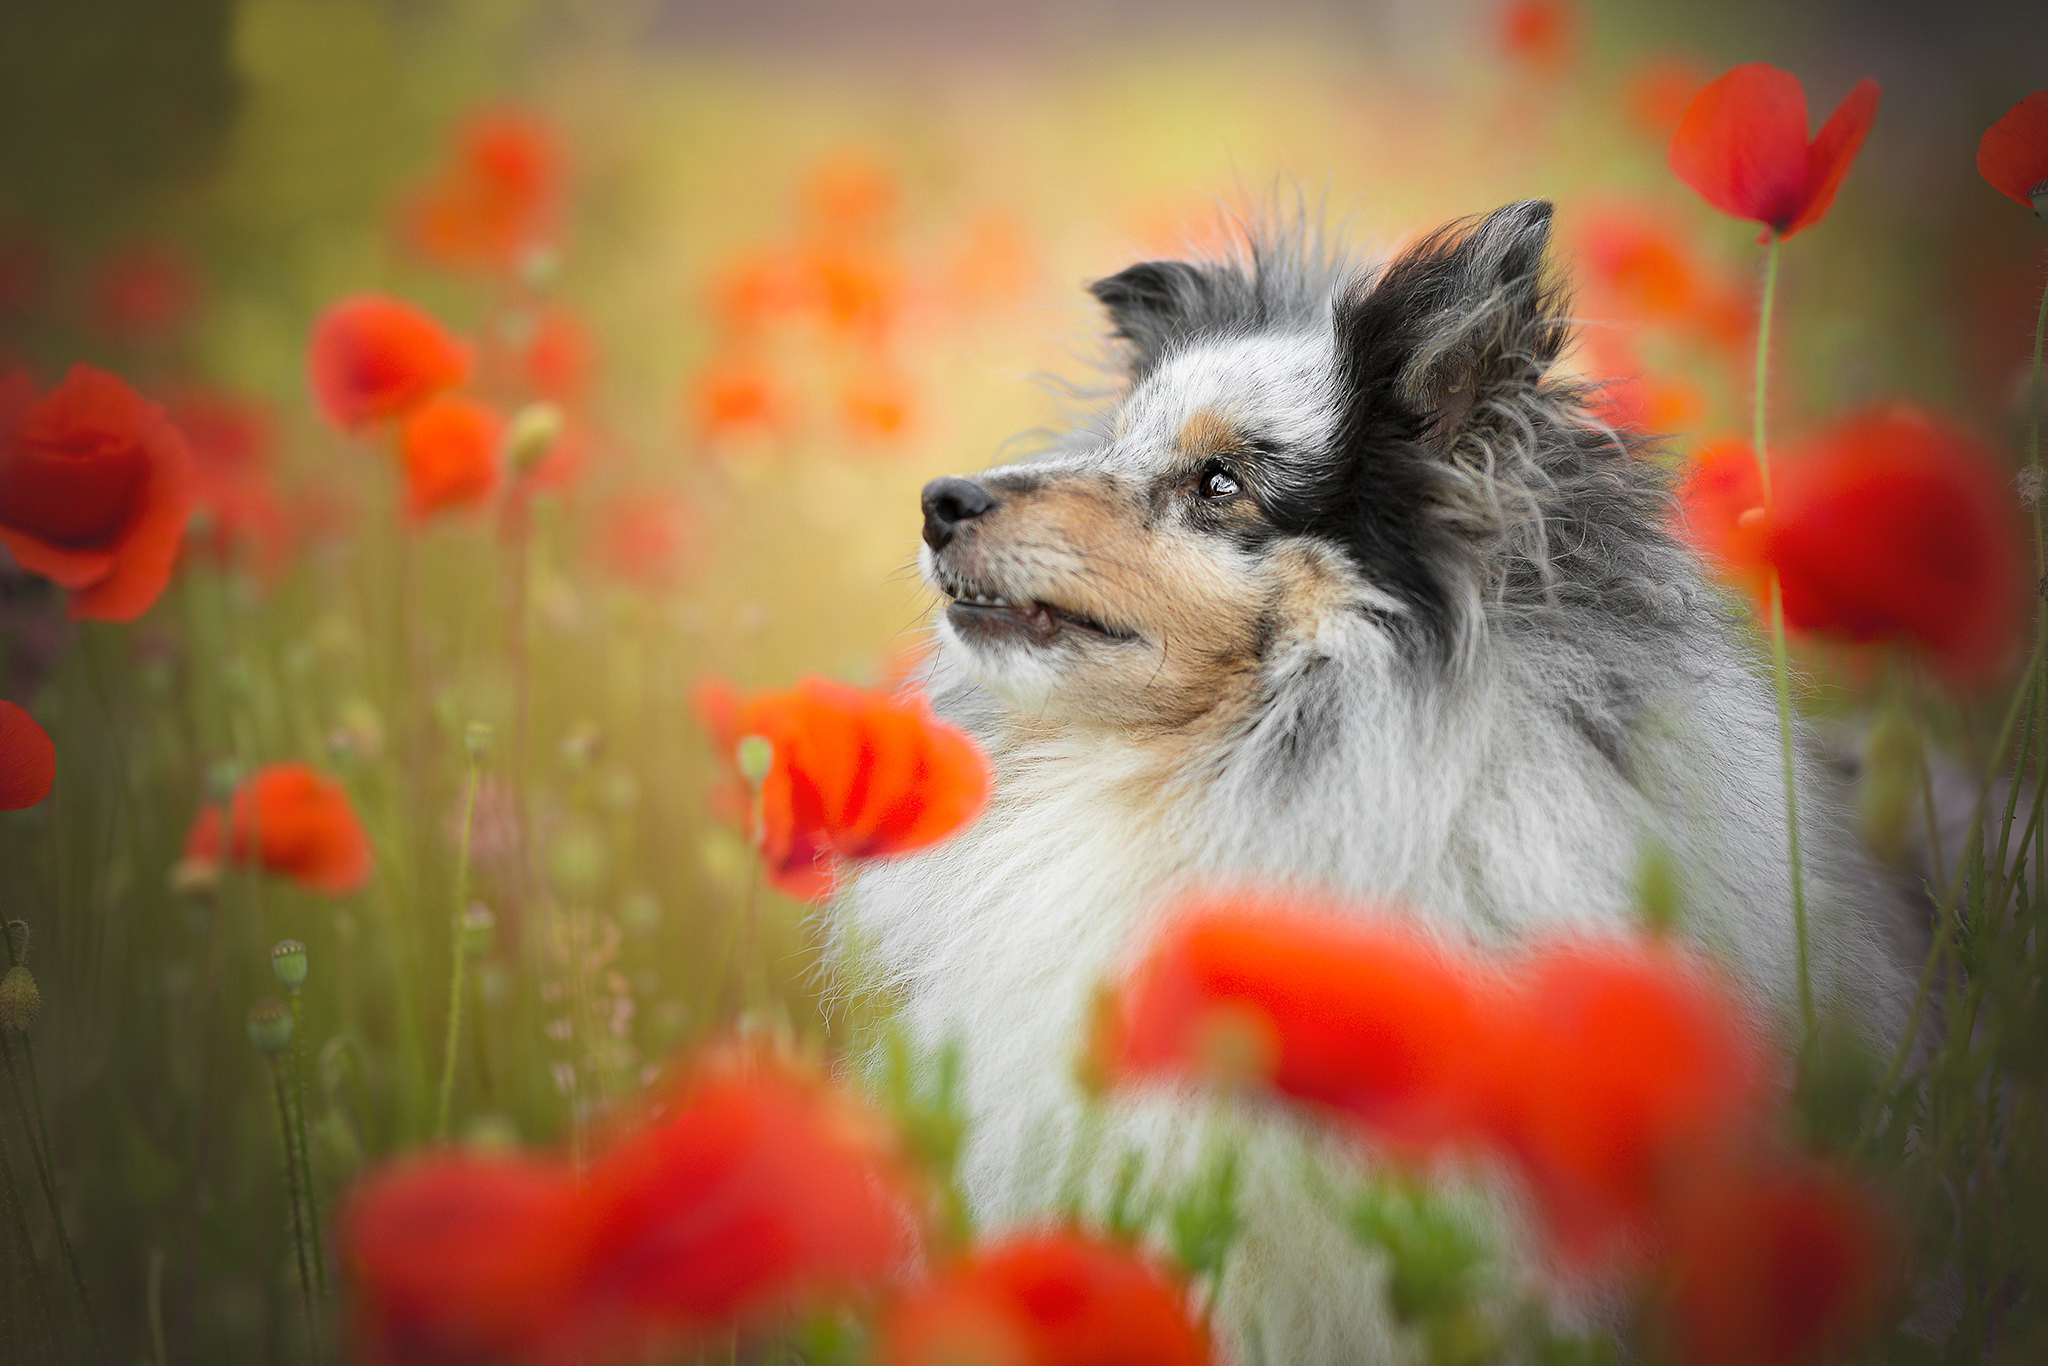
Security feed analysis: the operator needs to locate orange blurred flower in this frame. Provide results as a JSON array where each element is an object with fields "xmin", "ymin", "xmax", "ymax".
[
  {"xmin": 400, "ymin": 109, "xmax": 566, "ymax": 274},
  {"xmin": 399, "ymin": 395, "xmax": 503, "ymax": 523},
  {"xmin": 690, "ymin": 349, "xmax": 789, "ymax": 447},
  {"xmin": 1668, "ymin": 64, "xmax": 1879, "ymax": 242},
  {"xmin": 693, "ymin": 675, "xmax": 992, "ymax": 901},
  {"xmin": 182, "ymin": 761, "xmax": 373, "ymax": 896},
  {"xmin": 1766, "ymin": 406, "xmax": 2027, "ymax": 688},
  {"xmin": 1490, "ymin": 940, "xmax": 1766, "ymax": 1267},
  {"xmin": 1622, "ymin": 57, "xmax": 1706, "ymax": 141},
  {"xmin": 1101, "ymin": 892, "xmax": 1499, "ymax": 1154},
  {"xmin": 1496, "ymin": 0, "xmax": 1574, "ymax": 77},
  {"xmin": 1578, "ymin": 334, "xmax": 1705, "ymax": 436},
  {"xmin": 878, "ymin": 1229, "xmax": 1211, "ymax": 1366},
  {"xmin": 308, "ymin": 295, "xmax": 471, "ymax": 432},
  {"xmin": 169, "ymin": 389, "xmax": 293, "ymax": 582},
  {"xmin": 0, "ymin": 699, "xmax": 54, "ymax": 811},
  {"xmin": 590, "ymin": 491, "xmax": 696, "ymax": 589},
  {"xmin": 800, "ymin": 150, "xmax": 900, "ymax": 241},
  {"xmin": 1570, "ymin": 208, "xmax": 1705, "ymax": 326},
  {"xmin": 804, "ymin": 244, "xmax": 906, "ymax": 346},
  {"xmin": 0, "ymin": 364, "xmax": 195, "ymax": 622},
  {"xmin": 343, "ymin": 1043, "xmax": 923, "ymax": 1364},
  {"xmin": 1662, "ymin": 1157, "xmax": 1893, "ymax": 1366},
  {"xmin": 841, "ymin": 363, "xmax": 915, "ymax": 443},
  {"xmin": 707, "ymin": 249, "xmax": 805, "ymax": 338},
  {"xmin": 85, "ymin": 241, "xmax": 201, "ymax": 343},
  {"xmin": 1978, "ymin": 90, "xmax": 2048, "ymax": 213},
  {"xmin": 1673, "ymin": 440, "xmax": 1768, "ymax": 598}
]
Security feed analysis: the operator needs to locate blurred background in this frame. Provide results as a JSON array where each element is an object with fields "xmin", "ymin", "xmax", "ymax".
[{"xmin": 1, "ymin": 0, "xmax": 2045, "ymax": 1358}]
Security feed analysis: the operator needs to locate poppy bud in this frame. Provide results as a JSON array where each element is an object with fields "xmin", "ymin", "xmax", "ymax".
[
  {"xmin": 465, "ymin": 721, "xmax": 493, "ymax": 765},
  {"xmin": 736, "ymin": 734, "xmax": 774, "ymax": 789},
  {"xmin": 0, "ymin": 965, "xmax": 41, "ymax": 1034},
  {"xmin": 505, "ymin": 402, "xmax": 564, "ymax": 476},
  {"xmin": 247, "ymin": 997, "xmax": 293, "ymax": 1056},
  {"xmin": 272, "ymin": 939, "xmax": 309, "ymax": 991}
]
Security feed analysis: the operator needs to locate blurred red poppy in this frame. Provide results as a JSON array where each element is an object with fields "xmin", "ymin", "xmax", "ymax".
[
  {"xmin": 309, "ymin": 296, "xmax": 471, "ymax": 432},
  {"xmin": 1767, "ymin": 406, "xmax": 2026, "ymax": 687},
  {"xmin": 1491, "ymin": 940, "xmax": 1766, "ymax": 1266},
  {"xmin": 399, "ymin": 395, "xmax": 503, "ymax": 523},
  {"xmin": 1622, "ymin": 58, "xmax": 1706, "ymax": 141},
  {"xmin": 841, "ymin": 364, "xmax": 915, "ymax": 442},
  {"xmin": 1496, "ymin": 0, "xmax": 1573, "ymax": 77},
  {"xmin": 512, "ymin": 306, "xmax": 593, "ymax": 404},
  {"xmin": 591, "ymin": 492, "xmax": 696, "ymax": 589},
  {"xmin": 400, "ymin": 109, "xmax": 566, "ymax": 273},
  {"xmin": 1662, "ymin": 1157, "xmax": 1893, "ymax": 1366},
  {"xmin": 690, "ymin": 351, "xmax": 789, "ymax": 447},
  {"xmin": 878, "ymin": 1229, "xmax": 1210, "ymax": 1366},
  {"xmin": 800, "ymin": 151, "xmax": 900, "ymax": 241},
  {"xmin": 1674, "ymin": 440, "xmax": 1768, "ymax": 600},
  {"xmin": 570, "ymin": 1044, "xmax": 924, "ymax": 1345},
  {"xmin": 169, "ymin": 389, "xmax": 293, "ymax": 582},
  {"xmin": 1102, "ymin": 893, "xmax": 1499, "ymax": 1154},
  {"xmin": 1978, "ymin": 90, "xmax": 2048, "ymax": 212},
  {"xmin": 344, "ymin": 1154, "xmax": 586, "ymax": 1366},
  {"xmin": 0, "ymin": 699, "xmax": 55, "ymax": 810},
  {"xmin": 85, "ymin": 242, "xmax": 201, "ymax": 342},
  {"xmin": 0, "ymin": 365, "xmax": 195, "ymax": 621},
  {"xmin": 804, "ymin": 245, "xmax": 905, "ymax": 346},
  {"xmin": 183, "ymin": 762, "xmax": 373, "ymax": 895},
  {"xmin": 707, "ymin": 250, "xmax": 804, "ymax": 338},
  {"xmin": 694, "ymin": 675, "xmax": 991, "ymax": 901},
  {"xmin": 1668, "ymin": 64, "xmax": 1879, "ymax": 241},
  {"xmin": 1579, "ymin": 334, "xmax": 1705, "ymax": 437}
]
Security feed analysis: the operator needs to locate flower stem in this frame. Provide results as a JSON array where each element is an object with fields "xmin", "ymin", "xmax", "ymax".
[
  {"xmin": 288, "ymin": 991, "xmax": 326, "ymax": 1293},
  {"xmin": 1752, "ymin": 233, "xmax": 1815, "ymax": 1041},
  {"xmin": 435, "ymin": 752, "xmax": 482, "ymax": 1142},
  {"xmin": 270, "ymin": 1060, "xmax": 321, "ymax": 1363}
]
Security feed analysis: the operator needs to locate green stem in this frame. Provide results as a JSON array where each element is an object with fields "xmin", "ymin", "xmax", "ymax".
[
  {"xmin": 1752, "ymin": 233, "xmax": 1814, "ymax": 1041},
  {"xmin": 288, "ymin": 992, "xmax": 326, "ymax": 1293},
  {"xmin": 435, "ymin": 757, "xmax": 482, "ymax": 1142},
  {"xmin": 270, "ymin": 1061, "xmax": 320, "ymax": 1363},
  {"xmin": 0, "ymin": 1036, "xmax": 99, "ymax": 1356}
]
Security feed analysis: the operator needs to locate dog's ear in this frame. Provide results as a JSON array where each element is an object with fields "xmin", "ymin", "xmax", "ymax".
[
  {"xmin": 1335, "ymin": 199, "xmax": 1563, "ymax": 452},
  {"xmin": 1087, "ymin": 259, "xmax": 1235, "ymax": 380}
]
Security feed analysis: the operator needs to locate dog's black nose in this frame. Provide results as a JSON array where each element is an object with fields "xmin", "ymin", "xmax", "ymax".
[{"xmin": 921, "ymin": 477, "xmax": 995, "ymax": 551}]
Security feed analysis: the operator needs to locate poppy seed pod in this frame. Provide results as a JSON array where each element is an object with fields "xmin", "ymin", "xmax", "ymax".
[
  {"xmin": 735, "ymin": 734, "xmax": 774, "ymax": 789},
  {"xmin": 246, "ymin": 997, "xmax": 293, "ymax": 1056},
  {"xmin": 0, "ymin": 965, "xmax": 41, "ymax": 1034},
  {"xmin": 272, "ymin": 939, "xmax": 308, "ymax": 991},
  {"xmin": 504, "ymin": 402, "xmax": 564, "ymax": 477}
]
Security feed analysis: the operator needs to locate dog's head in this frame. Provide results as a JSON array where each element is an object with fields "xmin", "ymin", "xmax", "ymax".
[{"xmin": 920, "ymin": 199, "xmax": 1632, "ymax": 731}]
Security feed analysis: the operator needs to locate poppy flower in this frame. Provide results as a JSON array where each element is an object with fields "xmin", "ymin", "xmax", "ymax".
[
  {"xmin": 841, "ymin": 364, "xmax": 915, "ymax": 442},
  {"xmin": 590, "ymin": 492, "xmax": 696, "ymax": 589},
  {"xmin": 1496, "ymin": 0, "xmax": 1573, "ymax": 77},
  {"xmin": 308, "ymin": 295, "xmax": 471, "ymax": 432},
  {"xmin": 1668, "ymin": 64, "xmax": 1880, "ymax": 241},
  {"xmin": 169, "ymin": 389, "xmax": 293, "ymax": 581},
  {"xmin": 1978, "ymin": 90, "xmax": 2048, "ymax": 213},
  {"xmin": 182, "ymin": 762, "xmax": 373, "ymax": 895},
  {"xmin": 511, "ymin": 306, "xmax": 593, "ymax": 405},
  {"xmin": 693, "ymin": 675, "xmax": 991, "ymax": 901},
  {"xmin": 1674, "ymin": 440, "xmax": 1768, "ymax": 599},
  {"xmin": 1766, "ymin": 406, "xmax": 2027, "ymax": 687},
  {"xmin": 690, "ymin": 351, "xmax": 789, "ymax": 447},
  {"xmin": 85, "ymin": 242, "xmax": 201, "ymax": 342},
  {"xmin": 1100, "ymin": 892, "xmax": 1499, "ymax": 1155},
  {"xmin": 707, "ymin": 250, "xmax": 804, "ymax": 338},
  {"xmin": 570, "ymin": 1044, "xmax": 924, "ymax": 1344},
  {"xmin": 398, "ymin": 396, "xmax": 503, "ymax": 523},
  {"xmin": 803, "ymin": 245, "xmax": 905, "ymax": 345},
  {"xmin": 343, "ymin": 1154, "xmax": 587, "ymax": 1366},
  {"xmin": 1489, "ymin": 940, "xmax": 1766, "ymax": 1266},
  {"xmin": 0, "ymin": 700, "xmax": 55, "ymax": 810},
  {"xmin": 1578, "ymin": 334, "xmax": 1706, "ymax": 437},
  {"xmin": 878, "ymin": 1229, "xmax": 1211, "ymax": 1366},
  {"xmin": 1661, "ymin": 1157, "xmax": 1892, "ymax": 1366},
  {"xmin": 0, "ymin": 365, "xmax": 195, "ymax": 621},
  {"xmin": 400, "ymin": 109, "xmax": 566, "ymax": 274}
]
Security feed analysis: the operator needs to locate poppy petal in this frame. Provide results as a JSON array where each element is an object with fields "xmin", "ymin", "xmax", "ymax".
[
  {"xmin": 1668, "ymin": 64, "xmax": 1813, "ymax": 231},
  {"xmin": 1978, "ymin": 90, "xmax": 2048, "ymax": 210},
  {"xmin": 1781, "ymin": 79, "xmax": 1880, "ymax": 240},
  {"xmin": 0, "ymin": 701, "xmax": 54, "ymax": 810}
]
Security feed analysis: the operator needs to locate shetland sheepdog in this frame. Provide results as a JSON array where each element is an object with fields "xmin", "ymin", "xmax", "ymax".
[{"xmin": 839, "ymin": 200, "xmax": 1925, "ymax": 1360}]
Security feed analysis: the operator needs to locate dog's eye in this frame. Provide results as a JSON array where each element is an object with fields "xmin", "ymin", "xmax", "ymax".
[{"xmin": 1197, "ymin": 463, "xmax": 1242, "ymax": 501}]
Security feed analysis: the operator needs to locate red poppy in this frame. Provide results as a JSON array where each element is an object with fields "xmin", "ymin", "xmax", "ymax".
[
  {"xmin": 693, "ymin": 675, "xmax": 991, "ymax": 901},
  {"xmin": 1767, "ymin": 406, "xmax": 2027, "ymax": 687},
  {"xmin": 344, "ymin": 1154, "xmax": 586, "ymax": 1366},
  {"xmin": 169, "ymin": 389, "xmax": 293, "ymax": 581},
  {"xmin": 1100, "ymin": 892, "xmax": 1499, "ymax": 1155},
  {"xmin": 1661, "ymin": 1157, "xmax": 1892, "ymax": 1366},
  {"xmin": 590, "ymin": 492, "xmax": 696, "ymax": 589},
  {"xmin": 1978, "ymin": 90, "xmax": 2048, "ymax": 212},
  {"xmin": 1496, "ymin": 0, "xmax": 1573, "ymax": 77},
  {"xmin": 1490, "ymin": 940, "xmax": 1766, "ymax": 1266},
  {"xmin": 707, "ymin": 250, "xmax": 804, "ymax": 338},
  {"xmin": 308, "ymin": 295, "xmax": 471, "ymax": 432},
  {"xmin": 182, "ymin": 762, "xmax": 373, "ymax": 895},
  {"xmin": 0, "ymin": 700, "xmax": 55, "ymax": 810},
  {"xmin": 1668, "ymin": 64, "xmax": 1880, "ymax": 241},
  {"xmin": 400, "ymin": 109, "xmax": 566, "ymax": 273},
  {"xmin": 570, "ymin": 1045, "xmax": 924, "ymax": 1345},
  {"xmin": 803, "ymin": 244, "xmax": 905, "ymax": 345},
  {"xmin": 1674, "ymin": 441, "xmax": 1768, "ymax": 599},
  {"xmin": 841, "ymin": 364, "xmax": 915, "ymax": 442},
  {"xmin": 0, "ymin": 365, "xmax": 195, "ymax": 621},
  {"xmin": 690, "ymin": 351, "xmax": 788, "ymax": 447},
  {"xmin": 85, "ymin": 242, "xmax": 201, "ymax": 342},
  {"xmin": 513, "ymin": 306, "xmax": 593, "ymax": 405},
  {"xmin": 1622, "ymin": 58, "xmax": 1706, "ymax": 141},
  {"xmin": 399, "ymin": 396, "xmax": 502, "ymax": 523},
  {"xmin": 878, "ymin": 1229, "xmax": 1211, "ymax": 1366}
]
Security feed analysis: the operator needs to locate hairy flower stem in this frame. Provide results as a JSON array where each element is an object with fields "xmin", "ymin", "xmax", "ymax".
[
  {"xmin": 288, "ymin": 992, "xmax": 326, "ymax": 1293},
  {"xmin": 435, "ymin": 754, "xmax": 482, "ymax": 1141},
  {"xmin": 1752, "ymin": 234, "xmax": 1815, "ymax": 1042},
  {"xmin": 270, "ymin": 1061, "xmax": 320, "ymax": 1361}
]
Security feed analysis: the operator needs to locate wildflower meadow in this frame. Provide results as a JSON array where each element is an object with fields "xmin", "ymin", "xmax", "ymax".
[{"xmin": 1, "ymin": 1, "xmax": 2046, "ymax": 1362}]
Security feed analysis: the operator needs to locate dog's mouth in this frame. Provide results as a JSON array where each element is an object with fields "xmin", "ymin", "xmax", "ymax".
[{"xmin": 936, "ymin": 570, "xmax": 1135, "ymax": 647}]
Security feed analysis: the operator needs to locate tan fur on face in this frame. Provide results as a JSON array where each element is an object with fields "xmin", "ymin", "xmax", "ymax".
[{"xmin": 1175, "ymin": 406, "xmax": 1241, "ymax": 462}]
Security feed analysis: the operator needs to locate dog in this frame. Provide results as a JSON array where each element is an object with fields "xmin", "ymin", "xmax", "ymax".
[{"xmin": 837, "ymin": 200, "xmax": 1926, "ymax": 1360}]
